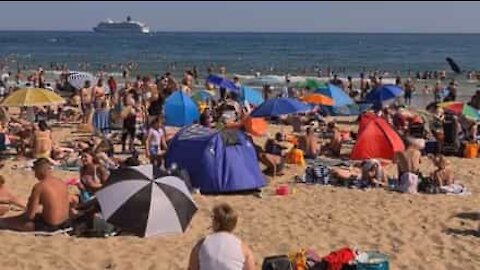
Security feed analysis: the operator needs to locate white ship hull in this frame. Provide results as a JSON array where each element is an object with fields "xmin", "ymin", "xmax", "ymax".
[{"xmin": 93, "ymin": 26, "xmax": 150, "ymax": 34}]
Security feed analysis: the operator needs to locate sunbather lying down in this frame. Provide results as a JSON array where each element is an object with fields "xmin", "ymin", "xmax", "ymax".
[
  {"xmin": 329, "ymin": 159, "xmax": 389, "ymax": 188},
  {"xmin": 0, "ymin": 175, "xmax": 26, "ymax": 216}
]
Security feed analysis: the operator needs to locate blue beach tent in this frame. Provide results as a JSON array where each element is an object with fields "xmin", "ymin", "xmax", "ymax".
[
  {"xmin": 165, "ymin": 125, "xmax": 266, "ymax": 194},
  {"xmin": 315, "ymin": 83, "xmax": 354, "ymax": 107},
  {"xmin": 239, "ymin": 86, "xmax": 264, "ymax": 106},
  {"xmin": 164, "ymin": 90, "xmax": 200, "ymax": 127}
]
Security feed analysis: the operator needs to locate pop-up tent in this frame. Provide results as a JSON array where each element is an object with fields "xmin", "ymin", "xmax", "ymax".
[
  {"xmin": 164, "ymin": 90, "xmax": 200, "ymax": 127},
  {"xmin": 351, "ymin": 117, "xmax": 405, "ymax": 160},
  {"xmin": 165, "ymin": 125, "xmax": 265, "ymax": 194}
]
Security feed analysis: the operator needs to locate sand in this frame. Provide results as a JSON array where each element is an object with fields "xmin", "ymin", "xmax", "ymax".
[{"xmin": 0, "ymin": 121, "xmax": 479, "ymax": 270}]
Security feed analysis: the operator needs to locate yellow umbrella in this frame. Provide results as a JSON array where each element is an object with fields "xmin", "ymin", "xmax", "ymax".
[
  {"xmin": 0, "ymin": 88, "xmax": 66, "ymax": 107},
  {"xmin": 300, "ymin": 93, "xmax": 335, "ymax": 106}
]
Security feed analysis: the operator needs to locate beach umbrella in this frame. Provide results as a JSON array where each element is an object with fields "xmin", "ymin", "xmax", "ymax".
[
  {"xmin": 239, "ymin": 86, "xmax": 264, "ymax": 106},
  {"xmin": 67, "ymin": 72, "xmax": 96, "ymax": 90},
  {"xmin": 164, "ymin": 90, "xmax": 200, "ymax": 127},
  {"xmin": 296, "ymin": 79, "xmax": 326, "ymax": 90},
  {"xmin": 95, "ymin": 165, "xmax": 197, "ymax": 237},
  {"xmin": 365, "ymin": 84, "xmax": 403, "ymax": 105},
  {"xmin": 315, "ymin": 83, "xmax": 354, "ymax": 107},
  {"xmin": 206, "ymin": 75, "xmax": 240, "ymax": 93},
  {"xmin": 438, "ymin": 101, "xmax": 480, "ymax": 121},
  {"xmin": 250, "ymin": 97, "xmax": 311, "ymax": 118},
  {"xmin": 0, "ymin": 88, "xmax": 65, "ymax": 107},
  {"xmin": 191, "ymin": 90, "xmax": 215, "ymax": 103},
  {"xmin": 300, "ymin": 93, "xmax": 335, "ymax": 106}
]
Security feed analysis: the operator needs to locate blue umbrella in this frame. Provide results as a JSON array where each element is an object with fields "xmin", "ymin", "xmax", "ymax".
[
  {"xmin": 206, "ymin": 75, "xmax": 240, "ymax": 93},
  {"xmin": 240, "ymin": 86, "xmax": 264, "ymax": 106},
  {"xmin": 164, "ymin": 91, "xmax": 200, "ymax": 127},
  {"xmin": 315, "ymin": 83, "xmax": 354, "ymax": 107},
  {"xmin": 250, "ymin": 98, "xmax": 311, "ymax": 118},
  {"xmin": 365, "ymin": 84, "xmax": 404, "ymax": 105}
]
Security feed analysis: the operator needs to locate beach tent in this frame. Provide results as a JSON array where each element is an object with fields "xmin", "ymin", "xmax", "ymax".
[
  {"xmin": 315, "ymin": 83, "xmax": 354, "ymax": 107},
  {"xmin": 164, "ymin": 90, "xmax": 200, "ymax": 127},
  {"xmin": 351, "ymin": 117, "xmax": 404, "ymax": 160},
  {"xmin": 165, "ymin": 125, "xmax": 266, "ymax": 194},
  {"xmin": 357, "ymin": 112, "xmax": 379, "ymax": 135},
  {"xmin": 239, "ymin": 86, "xmax": 264, "ymax": 106}
]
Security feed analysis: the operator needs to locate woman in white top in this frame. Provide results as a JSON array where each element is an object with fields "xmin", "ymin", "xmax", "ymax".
[
  {"xmin": 145, "ymin": 117, "xmax": 167, "ymax": 167},
  {"xmin": 188, "ymin": 203, "xmax": 255, "ymax": 270}
]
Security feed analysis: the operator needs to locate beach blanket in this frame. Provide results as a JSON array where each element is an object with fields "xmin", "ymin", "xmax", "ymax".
[{"xmin": 92, "ymin": 110, "xmax": 110, "ymax": 135}]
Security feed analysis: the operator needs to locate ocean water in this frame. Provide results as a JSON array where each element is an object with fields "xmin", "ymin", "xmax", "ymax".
[{"xmin": 1, "ymin": 31, "xmax": 480, "ymax": 102}]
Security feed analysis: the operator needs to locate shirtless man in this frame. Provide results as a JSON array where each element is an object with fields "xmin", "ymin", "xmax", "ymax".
[
  {"xmin": 298, "ymin": 127, "xmax": 321, "ymax": 159},
  {"xmin": 394, "ymin": 138, "xmax": 423, "ymax": 193},
  {"xmin": 80, "ymin": 80, "xmax": 93, "ymax": 124},
  {"xmin": 0, "ymin": 158, "xmax": 70, "ymax": 231}
]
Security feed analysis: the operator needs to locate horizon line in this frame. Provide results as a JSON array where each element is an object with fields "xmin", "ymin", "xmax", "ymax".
[{"xmin": 0, "ymin": 29, "xmax": 480, "ymax": 35}]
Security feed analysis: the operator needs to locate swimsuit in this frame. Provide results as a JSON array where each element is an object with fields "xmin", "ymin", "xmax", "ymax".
[{"xmin": 33, "ymin": 214, "xmax": 70, "ymax": 232}]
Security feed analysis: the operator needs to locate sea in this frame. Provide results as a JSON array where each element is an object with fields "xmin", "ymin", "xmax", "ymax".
[{"xmin": 1, "ymin": 31, "xmax": 480, "ymax": 104}]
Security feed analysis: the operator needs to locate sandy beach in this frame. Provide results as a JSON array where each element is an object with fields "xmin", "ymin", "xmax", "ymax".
[{"xmin": 0, "ymin": 120, "xmax": 478, "ymax": 270}]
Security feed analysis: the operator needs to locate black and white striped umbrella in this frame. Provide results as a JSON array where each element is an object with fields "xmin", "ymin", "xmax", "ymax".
[
  {"xmin": 67, "ymin": 72, "xmax": 96, "ymax": 90},
  {"xmin": 95, "ymin": 165, "xmax": 197, "ymax": 237}
]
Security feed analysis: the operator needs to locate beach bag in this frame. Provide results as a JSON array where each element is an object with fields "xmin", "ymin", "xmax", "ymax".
[
  {"xmin": 463, "ymin": 142, "xmax": 478, "ymax": 158},
  {"xmin": 262, "ymin": 255, "xmax": 294, "ymax": 270}
]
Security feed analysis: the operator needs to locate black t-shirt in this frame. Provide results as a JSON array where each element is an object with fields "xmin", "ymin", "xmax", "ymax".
[{"xmin": 148, "ymin": 98, "xmax": 164, "ymax": 116}]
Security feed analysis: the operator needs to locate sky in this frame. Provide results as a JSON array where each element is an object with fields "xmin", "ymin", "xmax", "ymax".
[{"xmin": 1, "ymin": 1, "xmax": 480, "ymax": 33}]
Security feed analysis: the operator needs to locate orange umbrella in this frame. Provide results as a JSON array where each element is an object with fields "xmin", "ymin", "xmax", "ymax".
[
  {"xmin": 300, "ymin": 93, "xmax": 335, "ymax": 106},
  {"xmin": 242, "ymin": 117, "xmax": 268, "ymax": 137}
]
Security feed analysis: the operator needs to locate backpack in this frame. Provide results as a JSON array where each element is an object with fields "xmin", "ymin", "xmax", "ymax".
[
  {"xmin": 417, "ymin": 176, "xmax": 441, "ymax": 194},
  {"xmin": 262, "ymin": 255, "xmax": 293, "ymax": 270}
]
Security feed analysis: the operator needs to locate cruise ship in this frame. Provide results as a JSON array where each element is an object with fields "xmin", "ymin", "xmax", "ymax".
[{"xmin": 93, "ymin": 16, "xmax": 150, "ymax": 34}]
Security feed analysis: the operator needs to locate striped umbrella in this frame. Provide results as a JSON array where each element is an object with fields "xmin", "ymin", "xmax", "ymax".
[
  {"xmin": 67, "ymin": 72, "xmax": 96, "ymax": 90},
  {"xmin": 95, "ymin": 165, "xmax": 197, "ymax": 237},
  {"xmin": 438, "ymin": 101, "xmax": 480, "ymax": 121}
]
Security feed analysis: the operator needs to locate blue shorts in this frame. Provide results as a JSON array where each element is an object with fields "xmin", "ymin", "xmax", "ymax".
[{"xmin": 149, "ymin": 145, "xmax": 159, "ymax": 156}]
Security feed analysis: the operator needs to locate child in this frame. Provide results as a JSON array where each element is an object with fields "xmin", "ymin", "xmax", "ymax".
[{"xmin": 145, "ymin": 118, "xmax": 167, "ymax": 167}]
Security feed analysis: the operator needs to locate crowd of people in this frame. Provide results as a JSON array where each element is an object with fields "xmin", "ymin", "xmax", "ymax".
[{"xmin": 0, "ymin": 64, "xmax": 478, "ymax": 268}]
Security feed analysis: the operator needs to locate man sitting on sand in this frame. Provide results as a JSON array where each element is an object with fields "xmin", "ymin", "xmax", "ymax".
[
  {"xmin": 0, "ymin": 158, "xmax": 70, "ymax": 232},
  {"xmin": 298, "ymin": 127, "xmax": 321, "ymax": 159},
  {"xmin": 188, "ymin": 203, "xmax": 255, "ymax": 270},
  {"xmin": 323, "ymin": 122, "xmax": 343, "ymax": 157},
  {"xmin": 0, "ymin": 175, "xmax": 26, "ymax": 216},
  {"xmin": 394, "ymin": 137, "xmax": 424, "ymax": 193}
]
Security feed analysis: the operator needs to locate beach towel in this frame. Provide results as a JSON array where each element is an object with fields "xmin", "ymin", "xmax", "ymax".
[
  {"xmin": 322, "ymin": 247, "xmax": 355, "ymax": 270},
  {"xmin": 441, "ymin": 184, "xmax": 469, "ymax": 195}
]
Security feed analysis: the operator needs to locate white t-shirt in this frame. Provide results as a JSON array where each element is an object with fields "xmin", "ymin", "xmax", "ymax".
[
  {"xmin": 199, "ymin": 232, "xmax": 245, "ymax": 270},
  {"xmin": 148, "ymin": 128, "xmax": 164, "ymax": 146}
]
